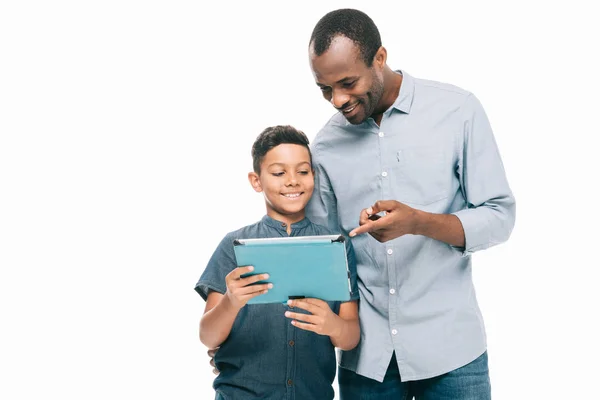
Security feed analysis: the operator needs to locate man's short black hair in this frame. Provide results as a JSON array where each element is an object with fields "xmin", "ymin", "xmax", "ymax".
[
  {"xmin": 310, "ymin": 8, "xmax": 382, "ymax": 66},
  {"xmin": 251, "ymin": 125, "xmax": 311, "ymax": 174}
]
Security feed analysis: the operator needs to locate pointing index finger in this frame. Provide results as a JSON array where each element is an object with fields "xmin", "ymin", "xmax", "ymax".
[{"xmin": 349, "ymin": 221, "xmax": 375, "ymax": 237}]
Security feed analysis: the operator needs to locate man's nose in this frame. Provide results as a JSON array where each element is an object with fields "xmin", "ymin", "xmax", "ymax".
[{"xmin": 330, "ymin": 89, "xmax": 350, "ymax": 109}]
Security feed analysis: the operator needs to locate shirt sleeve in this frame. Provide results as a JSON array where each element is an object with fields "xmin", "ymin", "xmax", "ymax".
[
  {"xmin": 194, "ymin": 233, "xmax": 237, "ymax": 300},
  {"xmin": 307, "ymin": 148, "xmax": 359, "ymax": 302},
  {"xmin": 306, "ymin": 146, "xmax": 343, "ymax": 232},
  {"xmin": 452, "ymin": 94, "xmax": 516, "ymax": 256},
  {"xmin": 345, "ymin": 237, "xmax": 360, "ymax": 301}
]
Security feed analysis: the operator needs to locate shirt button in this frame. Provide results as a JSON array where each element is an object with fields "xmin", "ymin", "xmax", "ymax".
[
  {"xmin": 287, "ymin": 379, "xmax": 293, "ymax": 386},
  {"xmin": 392, "ymin": 329, "xmax": 398, "ymax": 335},
  {"xmin": 389, "ymin": 288, "xmax": 396, "ymax": 295},
  {"xmin": 288, "ymin": 340, "xmax": 295, "ymax": 346},
  {"xmin": 381, "ymin": 171, "xmax": 388, "ymax": 177},
  {"xmin": 378, "ymin": 131, "xmax": 384, "ymax": 137},
  {"xmin": 387, "ymin": 249, "xmax": 393, "ymax": 255}
]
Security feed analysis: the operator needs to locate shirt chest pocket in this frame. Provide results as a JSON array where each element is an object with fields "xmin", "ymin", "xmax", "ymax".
[{"xmin": 392, "ymin": 146, "xmax": 450, "ymax": 206}]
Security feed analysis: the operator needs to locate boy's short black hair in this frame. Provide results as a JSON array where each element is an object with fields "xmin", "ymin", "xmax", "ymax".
[
  {"xmin": 251, "ymin": 125, "xmax": 311, "ymax": 174},
  {"xmin": 310, "ymin": 8, "xmax": 382, "ymax": 67}
]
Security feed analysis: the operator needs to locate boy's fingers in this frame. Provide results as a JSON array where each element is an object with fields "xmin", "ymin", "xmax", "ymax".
[
  {"xmin": 207, "ymin": 348, "xmax": 219, "ymax": 358},
  {"xmin": 290, "ymin": 320, "xmax": 317, "ymax": 333},
  {"xmin": 303, "ymin": 298, "xmax": 327, "ymax": 308},
  {"xmin": 287, "ymin": 299, "xmax": 318, "ymax": 314},
  {"xmin": 239, "ymin": 273, "xmax": 270, "ymax": 286},
  {"xmin": 229, "ymin": 265, "xmax": 254, "ymax": 280},
  {"xmin": 237, "ymin": 283, "xmax": 272, "ymax": 296},
  {"xmin": 241, "ymin": 288, "xmax": 269, "ymax": 300},
  {"xmin": 285, "ymin": 311, "xmax": 317, "ymax": 324},
  {"xmin": 237, "ymin": 265, "xmax": 255, "ymax": 278}
]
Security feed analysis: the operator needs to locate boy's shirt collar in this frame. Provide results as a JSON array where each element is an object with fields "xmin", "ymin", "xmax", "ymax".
[{"xmin": 261, "ymin": 215, "xmax": 311, "ymax": 231}]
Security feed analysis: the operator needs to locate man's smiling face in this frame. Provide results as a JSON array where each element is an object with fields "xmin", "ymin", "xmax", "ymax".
[{"xmin": 310, "ymin": 35, "xmax": 385, "ymax": 125}]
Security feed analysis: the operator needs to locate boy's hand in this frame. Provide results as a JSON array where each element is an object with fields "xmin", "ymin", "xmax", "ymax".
[
  {"xmin": 207, "ymin": 348, "xmax": 219, "ymax": 375},
  {"xmin": 284, "ymin": 298, "xmax": 341, "ymax": 337},
  {"xmin": 225, "ymin": 266, "xmax": 272, "ymax": 310}
]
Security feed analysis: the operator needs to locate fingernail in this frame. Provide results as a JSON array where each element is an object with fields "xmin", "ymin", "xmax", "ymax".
[
  {"xmin": 349, "ymin": 232, "xmax": 356, "ymax": 237},
  {"xmin": 248, "ymin": 266, "xmax": 254, "ymax": 271},
  {"xmin": 367, "ymin": 207, "xmax": 373, "ymax": 214},
  {"xmin": 285, "ymin": 311, "xmax": 290, "ymax": 317},
  {"xmin": 287, "ymin": 300, "xmax": 292, "ymax": 306},
  {"xmin": 268, "ymin": 283, "xmax": 273, "ymax": 289},
  {"xmin": 263, "ymin": 274, "xmax": 270, "ymax": 279}
]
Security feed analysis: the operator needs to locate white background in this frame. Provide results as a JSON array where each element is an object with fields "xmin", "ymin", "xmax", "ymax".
[{"xmin": 1, "ymin": 1, "xmax": 598, "ymax": 399}]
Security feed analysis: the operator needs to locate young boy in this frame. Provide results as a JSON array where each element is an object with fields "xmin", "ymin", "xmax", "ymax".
[{"xmin": 194, "ymin": 125, "xmax": 360, "ymax": 400}]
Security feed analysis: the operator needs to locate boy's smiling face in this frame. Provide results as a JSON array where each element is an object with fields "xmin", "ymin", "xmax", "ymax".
[{"xmin": 248, "ymin": 143, "xmax": 314, "ymax": 225}]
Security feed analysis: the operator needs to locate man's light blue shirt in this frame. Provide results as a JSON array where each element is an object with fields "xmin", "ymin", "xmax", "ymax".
[{"xmin": 306, "ymin": 70, "xmax": 516, "ymax": 382}]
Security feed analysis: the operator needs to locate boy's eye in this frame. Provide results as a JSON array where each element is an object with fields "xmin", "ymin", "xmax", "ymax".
[
  {"xmin": 272, "ymin": 172, "xmax": 284, "ymax": 177},
  {"xmin": 298, "ymin": 170, "xmax": 309, "ymax": 175}
]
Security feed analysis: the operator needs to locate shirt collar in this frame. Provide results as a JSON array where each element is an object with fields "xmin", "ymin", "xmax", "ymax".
[
  {"xmin": 261, "ymin": 215, "xmax": 311, "ymax": 230},
  {"xmin": 392, "ymin": 70, "xmax": 414, "ymax": 114}
]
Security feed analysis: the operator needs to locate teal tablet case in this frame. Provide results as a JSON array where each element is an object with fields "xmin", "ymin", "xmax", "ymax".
[{"xmin": 233, "ymin": 235, "xmax": 352, "ymax": 304}]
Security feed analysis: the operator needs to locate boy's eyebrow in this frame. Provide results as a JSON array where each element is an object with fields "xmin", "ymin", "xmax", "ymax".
[{"xmin": 267, "ymin": 161, "xmax": 311, "ymax": 168}]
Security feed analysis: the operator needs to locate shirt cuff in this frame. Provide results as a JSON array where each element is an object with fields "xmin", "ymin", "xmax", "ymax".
[
  {"xmin": 452, "ymin": 208, "xmax": 490, "ymax": 257},
  {"xmin": 194, "ymin": 282, "xmax": 226, "ymax": 301}
]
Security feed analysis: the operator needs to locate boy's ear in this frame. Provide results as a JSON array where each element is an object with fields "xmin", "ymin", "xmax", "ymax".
[{"xmin": 248, "ymin": 171, "xmax": 263, "ymax": 193}]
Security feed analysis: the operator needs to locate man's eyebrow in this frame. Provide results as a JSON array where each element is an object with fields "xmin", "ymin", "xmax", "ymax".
[
  {"xmin": 316, "ymin": 76, "xmax": 358, "ymax": 87},
  {"xmin": 337, "ymin": 76, "xmax": 358, "ymax": 84}
]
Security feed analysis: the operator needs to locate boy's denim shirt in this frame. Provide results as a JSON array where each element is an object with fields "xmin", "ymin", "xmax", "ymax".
[{"xmin": 195, "ymin": 215, "xmax": 359, "ymax": 400}]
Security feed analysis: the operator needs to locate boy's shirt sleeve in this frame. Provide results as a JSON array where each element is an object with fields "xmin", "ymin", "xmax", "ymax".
[
  {"xmin": 345, "ymin": 237, "xmax": 360, "ymax": 302},
  {"xmin": 194, "ymin": 233, "xmax": 237, "ymax": 301}
]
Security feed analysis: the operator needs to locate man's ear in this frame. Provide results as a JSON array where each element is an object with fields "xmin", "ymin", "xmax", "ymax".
[
  {"xmin": 374, "ymin": 46, "xmax": 387, "ymax": 69},
  {"xmin": 248, "ymin": 171, "xmax": 263, "ymax": 193}
]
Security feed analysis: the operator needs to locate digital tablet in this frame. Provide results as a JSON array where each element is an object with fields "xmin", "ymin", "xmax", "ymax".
[{"xmin": 232, "ymin": 234, "xmax": 352, "ymax": 304}]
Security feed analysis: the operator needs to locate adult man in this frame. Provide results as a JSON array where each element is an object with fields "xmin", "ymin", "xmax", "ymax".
[{"xmin": 305, "ymin": 8, "xmax": 516, "ymax": 399}]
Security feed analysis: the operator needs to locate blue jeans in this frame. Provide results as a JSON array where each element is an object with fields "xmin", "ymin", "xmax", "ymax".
[{"xmin": 339, "ymin": 352, "xmax": 491, "ymax": 400}]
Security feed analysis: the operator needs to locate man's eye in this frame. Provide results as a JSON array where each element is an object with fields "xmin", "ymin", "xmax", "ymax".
[
  {"xmin": 272, "ymin": 172, "xmax": 284, "ymax": 177},
  {"xmin": 320, "ymin": 86, "xmax": 331, "ymax": 92},
  {"xmin": 342, "ymin": 80, "xmax": 356, "ymax": 88}
]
